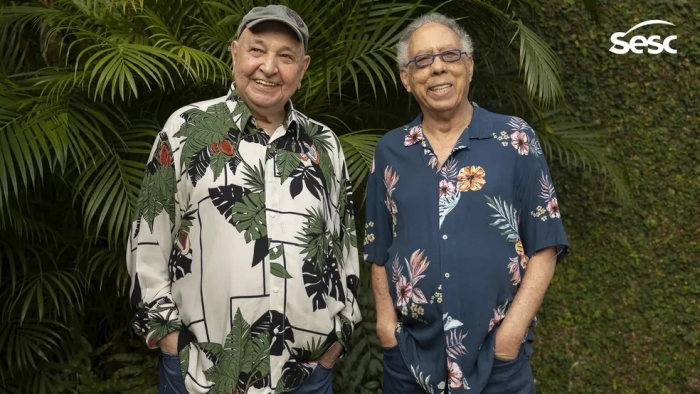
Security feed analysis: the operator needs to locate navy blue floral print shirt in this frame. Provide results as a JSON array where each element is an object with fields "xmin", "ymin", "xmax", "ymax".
[{"xmin": 364, "ymin": 105, "xmax": 569, "ymax": 393}]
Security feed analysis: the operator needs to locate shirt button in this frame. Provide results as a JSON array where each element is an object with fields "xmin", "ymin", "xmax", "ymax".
[
  {"xmin": 445, "ymin": 273, "xmax": 450, "ymax": 278},
  {"xmin": 274, "ymin": 287, "xmax": 280, "ymax": 293},
  {"xmin": 270, "ymin": 212, "xmax": 276, "ymax": 218},
  {"xmin": 442, "ymin": 234, "xmax": 448, "ymax": 240}
]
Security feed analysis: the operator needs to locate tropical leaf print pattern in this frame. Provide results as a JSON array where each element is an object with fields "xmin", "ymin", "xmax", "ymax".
[
  {"xmin": 174, "ymin": 102, "xmax": 241, "ymax": 186},
  {"xmin": 135, "ymin": 132, "xmax": 176, "ymax": 232},
  {"xmin": 489, "ymin": 300, "xmax": 510, "ymax": 332},
  {"xmin": 384, "ymin": 166, "xmax": 399, "ymax": 236},
  {"xmin": 200, "ymin": 308, "xmax": 271, "ymax": 394},
  {"xmin": 539, "ymin": 171, "xmax": 560, "ymax": 218},
  {"xmin": 392, "ymin": 250, "xmax": 430, "ymax": 319},
  {"xmin": 438, "ymin": 158, "xmax": 461, "ymax": 229},
  {"xmin": 128, "ymin": 86, "xmax": 362, "ymax": 393},
  {"xmin": 169, "ymin": 203, "xmax": 196, "ymax": 281},
  {"xmin": 443, "ymin": 312, "xmax": 470, "ymax": 389},
  {"xmin": 485, "ymin": 195, "xmax": 519, "ymax": 242}
]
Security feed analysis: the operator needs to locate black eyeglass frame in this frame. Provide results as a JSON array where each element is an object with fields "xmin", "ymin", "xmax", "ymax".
[{"xmin": 404, "ymin": 49, "xmax": 469, "ymax": 68}]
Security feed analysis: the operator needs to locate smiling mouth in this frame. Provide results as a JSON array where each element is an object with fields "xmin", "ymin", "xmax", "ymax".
[
  {"xmin": 254, "ymin": 79, "xmax": 280, "ymax": 87},
  {"xmin": 429, "ymin": 84, "xmax": 452, "ymax": 93}
]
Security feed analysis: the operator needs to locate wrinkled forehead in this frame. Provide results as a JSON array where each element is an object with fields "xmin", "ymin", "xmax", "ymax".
[{"xmin": 409, "ymin": 23, "xmax": 463, "ymax": 55}]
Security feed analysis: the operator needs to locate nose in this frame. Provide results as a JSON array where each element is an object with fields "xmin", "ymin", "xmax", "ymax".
[
  {"xmin": 260, "ymin": 53, "xmax": 278, "ymax": 75},
  {"xmin": 430, "ymin": 55, "xmax": 447, "ymax": 75}
]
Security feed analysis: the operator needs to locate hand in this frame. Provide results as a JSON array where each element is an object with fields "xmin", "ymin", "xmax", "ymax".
[
  {"xmin": 159, "ymin": 331, "xmax": 179, "ymax": 355},
  {"xmin": 317, "ymin": 342, "xmax": 343, "ymax": 369},
  {"xmin": 376, "ymin": 320, "xmax": 398, "ymax": 348},
  {"xmin": 494, "ymin": 326, "xmax": 521, "ymax": 361}
]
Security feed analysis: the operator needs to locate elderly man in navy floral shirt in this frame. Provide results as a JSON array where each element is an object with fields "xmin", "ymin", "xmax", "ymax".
[{"xmin": 364, "ymin": 13, "xmax": 569, "ymax": 394}]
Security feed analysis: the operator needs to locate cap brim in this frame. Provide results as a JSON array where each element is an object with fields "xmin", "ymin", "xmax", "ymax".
[{"xmin": 240, "ymin": 17, "xmax": 306, "ymax": 47}]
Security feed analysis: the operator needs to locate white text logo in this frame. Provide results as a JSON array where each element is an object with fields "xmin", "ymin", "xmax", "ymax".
[{"xmin": 609, "ymin": 20, "xmax": 677, "ymax": 54}]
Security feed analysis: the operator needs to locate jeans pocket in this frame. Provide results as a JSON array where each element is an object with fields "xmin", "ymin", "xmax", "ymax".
[{"xmin": 160, "ymin": 353, "xmax": 187, "ymax": 394}]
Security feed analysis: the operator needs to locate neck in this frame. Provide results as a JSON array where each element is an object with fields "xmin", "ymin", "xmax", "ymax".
[
  {"xmin": 422, "ymin": 101, "xmax": 473, "ymax": 135},
  {"xmin": 251, "ymin": 106, "xmax": 286, "ymax": 136}
]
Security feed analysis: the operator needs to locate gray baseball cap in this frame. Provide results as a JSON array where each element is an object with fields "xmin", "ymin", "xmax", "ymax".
[{"xmin": 236, "ymin": 5, "xmax": 309, "ymax": 50}]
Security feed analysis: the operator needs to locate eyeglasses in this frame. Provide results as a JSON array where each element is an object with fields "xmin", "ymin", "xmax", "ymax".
[{"xmin": 405, "ymin": 49, "xmax": 469, "ymax": 68}]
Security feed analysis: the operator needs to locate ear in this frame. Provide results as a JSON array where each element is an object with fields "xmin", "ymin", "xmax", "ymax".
[
  {"xmin": 298, "ymin": 54, "xmax": 311, "ymax": 88},
  {"xmin": 466, "ymin": 55, "xmax": 474, "ymax": 82},
  {"xmin": 400, "ymin": 67, "xmax": 411, "ymax": 93},
  {"xmin": 230, "ymin": 41, "xmax": 238, "ymax": 71}
]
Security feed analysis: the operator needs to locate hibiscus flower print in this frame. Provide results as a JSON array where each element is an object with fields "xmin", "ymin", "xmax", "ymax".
[
  {"xmin": 395, "ymin": 275, "xmax": 413, "ymax": 307},
  {"xmin": 447, "ymin": 358, "xmax": 464, "ymax": 389},
  {"xmin": 510, "ymin": 131, "xmax": 530, "ymax": 155},
  {"xmin": 404, "ymin": 124, "xmax": 424, "ymax": 146},
  {"xmin": 538, "ymin": 171, "xmax": 561, "ymax": 220},
  {"xmin": 456, "ymin": 165, "xmax": 486, "ymax": 192},
  {"xmin": 547, "ymin": 197, "xmax": 560, "ymax": 218},
  {"xmin": 439, "ymin": 180, "xmax": 456, "ymax": 198},
  {"xmin": 391, "ymin": 250, "xmax": 430, "ymax": 310}
]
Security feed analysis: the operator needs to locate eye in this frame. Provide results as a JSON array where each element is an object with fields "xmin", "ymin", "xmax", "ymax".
[
  {"xmin": 442, "ymin": 50, "xmax": 462, "ymax": 62},
  {"xmin": 250, "ymin": 47, "xmax": 263, "ymax": 53},
  {"xmin": 414, "ymin": 54, "xmax": 434, "ymax": 67}
]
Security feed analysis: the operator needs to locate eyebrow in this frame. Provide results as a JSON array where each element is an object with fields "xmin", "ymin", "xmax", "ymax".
[
  {"xmin": 249, "ymin": 38, "xmax": 297, "ymax": 54},
  {"xmin": 413, "ymin": 46, "xmax": 460, "ymax": 55}
]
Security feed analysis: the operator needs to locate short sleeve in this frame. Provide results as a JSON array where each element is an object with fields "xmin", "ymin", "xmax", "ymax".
[
  {"xmin": 515, "ymin": 130, "xmax": 569, "ymax": 263},
  {"xmin": 362, "ymin": 151, "xmax": 393, "ymax": 266}
]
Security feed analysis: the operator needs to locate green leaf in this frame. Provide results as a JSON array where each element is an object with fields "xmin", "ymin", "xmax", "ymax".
[
  {"xmin": 210, "ymin": 152, "xmax": 229, "ymax": 181},
  {"xmin": 275, "ymin": 150, "xmax": 301, "ymax": 184},
  {"xmin": 230, "ymin": 193, "xmax": 267, "ymax": 243},
  {"xmin": 269, "ymin": 244, "xmax": 284, "ymax": 260},
  {"xmin": 270, "ymin": 263, "xmax": 292, "ymax": 279}
]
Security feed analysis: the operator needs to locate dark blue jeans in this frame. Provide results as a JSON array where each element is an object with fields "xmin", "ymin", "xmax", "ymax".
[
  {"xmin": 159, "ymin": 352, "xmax": 188, "ymax": 394},
  {"xmin": 382, "ymin": 344, "xmax": 535, "ymax": 394},
  {"xmin": 482, "ymin": 346, "xmax": 536, "ymax": 394},
  {"xmin": 382, "ymin": 345, "xmax": 423, "ymax": 394},
  {"xmin": 287, "ymin": 364, "xmax": 333, "ymax": 394}
]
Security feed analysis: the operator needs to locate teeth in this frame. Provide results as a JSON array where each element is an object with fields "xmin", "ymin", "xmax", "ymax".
[
  {"xmin": 255, "ymin": 80, "xmax": 278, "ymax": 86},
  {"xmin": 430, "ymin": 84, "xmax": 451, "ymax": 92}
]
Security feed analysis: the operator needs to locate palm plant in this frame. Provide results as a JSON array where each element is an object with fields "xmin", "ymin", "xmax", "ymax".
[{"xmin": 0, "ymin": 0, "xmax": 621, "ymax": 392}]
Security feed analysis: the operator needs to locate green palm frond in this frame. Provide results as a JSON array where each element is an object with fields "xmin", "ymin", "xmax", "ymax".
[
  {"xmin": 0, "ymin": 318, "xmax": 69, "ymax": 372},
  {"xmin": 339, "ymin": 131, "xmax": 381, "ymax": 193},
  {"xmin": 514, "ymin": 22, "xmax": 563, "ymax": 108},
  {"xmin": 531, "ymin": 110, "xmax": 631, "ymax": 203},
  {"xmin": 74, "ymin": 120, "xmax": 157, "ymax": 246},
  {"xmin": 435, "ymin": 0, "xmax": 564, "ymax": 108},
  {"xmin": 1, "ymin": 267, "xmax": 85, "ymax": 323}
]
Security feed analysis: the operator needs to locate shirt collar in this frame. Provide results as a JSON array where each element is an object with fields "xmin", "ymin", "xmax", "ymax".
[
  {"xmin": 403, "ymin": 103, "xmax": 493, "ymax": 147},
  {"xmin": 227, "ymin": 83, "xmax": 300, "ymax": 140}
]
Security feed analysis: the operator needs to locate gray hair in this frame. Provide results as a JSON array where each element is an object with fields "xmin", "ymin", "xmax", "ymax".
[{"xmin": 396, "ymin": 13, "xmax": 474, "ymax": 69}]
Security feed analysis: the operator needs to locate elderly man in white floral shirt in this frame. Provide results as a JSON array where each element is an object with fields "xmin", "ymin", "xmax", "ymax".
[{"xmin": 126, "ymin": 5, "xmax": 361, "ymax": 394}]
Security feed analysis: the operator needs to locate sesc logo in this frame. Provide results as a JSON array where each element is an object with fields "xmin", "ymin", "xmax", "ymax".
[{"xmin": 609, "ymin": 20, "xmax": 677, "ymax": 54}]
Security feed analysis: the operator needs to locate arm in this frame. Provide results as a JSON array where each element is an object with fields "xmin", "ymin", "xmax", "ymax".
[
  {"xmin": 495, "ymin": 246, "xmax": 556, "ymax": 359},
  {"xmin": 363, "ymin": 148, "xmax": 398, "ymax": 347},
  {"xmin": 372, "ymin": 263, "xmax": 398, "ymax": 347},
  {"xmin": 319, "ymin": 143, "xmax": 362, "ymax": 366},
  {"xmin": 495, "ymin": 121, "xmax": 569, "ymax": 359},
  {"xmin": 126, "ymin": 131, "xmax": 182, "ymax": 353}
]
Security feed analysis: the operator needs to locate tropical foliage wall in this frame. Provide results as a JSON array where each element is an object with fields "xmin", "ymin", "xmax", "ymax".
[{"xmin": 0, "ymin": 0, "xmax": 638, "ymax": 393}]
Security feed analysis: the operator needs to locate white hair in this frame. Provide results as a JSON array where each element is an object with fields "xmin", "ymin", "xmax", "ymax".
[{"xmin": 396, "ymin": 13, "xmax": 474, "ymax": 69}]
